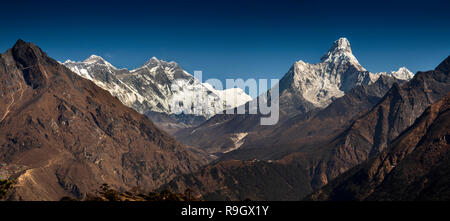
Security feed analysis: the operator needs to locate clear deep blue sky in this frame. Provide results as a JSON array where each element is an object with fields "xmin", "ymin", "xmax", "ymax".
[{"xmin": 1, "ymin": 0, "xmax": 449, "ymax": 82}]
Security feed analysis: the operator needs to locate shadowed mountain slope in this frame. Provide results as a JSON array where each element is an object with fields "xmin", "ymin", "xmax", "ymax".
[{"xmin": 307, "ymin": 93, "xmax": 450, "ymax": 201}]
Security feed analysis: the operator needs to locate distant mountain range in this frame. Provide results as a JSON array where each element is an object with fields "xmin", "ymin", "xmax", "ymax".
[
  {"xmin": 62, "ymin": 38, "xmax": 412, "ymax": 137},
  {"xmin": 63, "ymin": 56, "xmax": 251, "ymax": 134}
]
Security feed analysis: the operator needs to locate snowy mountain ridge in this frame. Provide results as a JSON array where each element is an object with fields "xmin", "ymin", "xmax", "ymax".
[{"xmin": 63, "ymin": 56, "xmax": 252, "ymax": 119}]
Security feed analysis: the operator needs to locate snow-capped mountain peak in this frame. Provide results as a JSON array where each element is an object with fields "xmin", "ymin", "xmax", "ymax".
[
  {"xmin": 64, "ymin": 55, "xmax": 117, "ymax": 71},
  {"xmin": 204, "ymin": 84, "xmax": 252, "ymax": 109},
  {"xmin": 280, "ymin": 37, "xmax": 413, "ymax": 110},
  {"xmin": 143, "ymin": 57, "xmax": 177, "ymax": 66},
  {"xmin": 371, "ymin": 66, "xmax": 414, "ymax": 82},
  {"xmin": 390, "ymin": 67, "xmax": 414, "ymax": 80},
  {"xmin": 327, "ymin": 37, "xmax": 352, "ymax": 54},
  {"xmin": 84, "ymin": 54, "xmax": 104, "ymax": 62},
  {"xmin": 143, "ymin": 56, "xmax": 160, "ymax": 66},
  {"xmin": 83, "ymin": 55, "xmax": 115, "ymax": 67},
  {"xmin": 320, "ymin": 37, "xmax": 366, "ymax": 72}
]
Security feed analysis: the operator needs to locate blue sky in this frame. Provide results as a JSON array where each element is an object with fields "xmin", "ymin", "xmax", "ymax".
[{"xmin": 0, "ymin": 0, "xmax": 449, "ymax": 83}]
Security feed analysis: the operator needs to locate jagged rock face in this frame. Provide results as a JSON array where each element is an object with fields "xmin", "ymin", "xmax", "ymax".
[
  {"xmin": 63, "ymin": 56, "xmax": 252, "ymax": 119},
  {"xmin": 308, "ymin": 93, "xmax": 450, "ymax": 201},
  {"xmin": 0, "ymin": 40, "xmax": 203, "ymax": 200}
]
